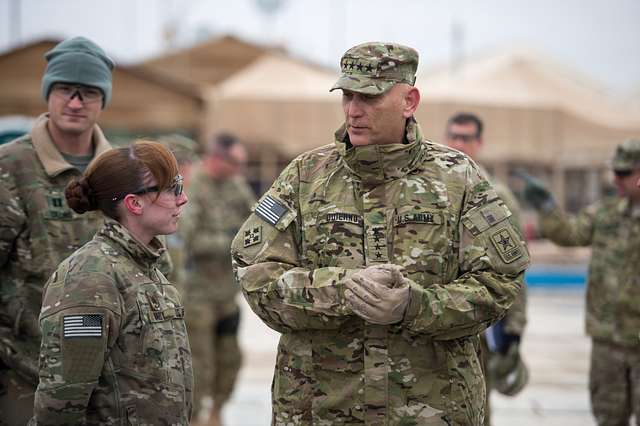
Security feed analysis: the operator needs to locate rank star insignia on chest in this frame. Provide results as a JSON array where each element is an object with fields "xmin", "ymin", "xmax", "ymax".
[{"xmin": 244, "ymin": 226, "xmax": 262, "ymax": 247}]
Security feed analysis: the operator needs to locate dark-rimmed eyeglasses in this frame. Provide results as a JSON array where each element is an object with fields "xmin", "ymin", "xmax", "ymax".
[
  {"xmin": 112, "ymin": 174, "xmax": 184, "ymax": 201},
  {"xmin": 446, "ymin": 132, "xmax": 479, "ymax": 143},
  {"xmin": 613, "ymin": 169, "xmax": 634, "ymax": 178},
  {"xmin": 51, "ymin": 83, "xmax": 103, "ymax": 104}
]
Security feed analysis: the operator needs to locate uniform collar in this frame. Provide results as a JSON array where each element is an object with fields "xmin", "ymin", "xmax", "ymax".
[
  {"xmin": 98, "ymin": 219, "xmax": 165, "ymax": 268},
  {"xmin": 30, "ymin": 113, "xmax": 111, "ymax": 177},
  {"xmin": 334, "ymin": 117, "xmax": 425, "ymax": 186}
]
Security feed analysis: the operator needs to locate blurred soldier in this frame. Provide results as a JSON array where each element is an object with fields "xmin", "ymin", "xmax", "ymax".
[
  {"xmin": 0, "ymin": 37, "xmax": 114, "ymax": 425},
  {"xmin": 158, "ymin": 134, "xmax": 200, "ymax": 285},
  {"xmin": 181, "ymin": 133, "xmax": 255, "ymax": 426},
  {"xmin": 31, "ymin": 141, "xmax": 192, "ymax": 425},
  {"xmin": 521, "ymin": 138, "xmax": 640, "ymax": 426},
  {"xmin": 445, "ymin": 112, "xmax": 529, "ymax": 425},
  {"xmin": 231, "ymin": 42, "xmax": 529, "ymax": 425}
]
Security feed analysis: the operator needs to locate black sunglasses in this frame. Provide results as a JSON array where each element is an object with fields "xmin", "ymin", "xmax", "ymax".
[
  {"xmin": 112, "ymin": 174, "xmax": 184, "ymax": 201},
  {"xmin": 614, "ymin": 170, "xmax": 633, "ymax": 178}
]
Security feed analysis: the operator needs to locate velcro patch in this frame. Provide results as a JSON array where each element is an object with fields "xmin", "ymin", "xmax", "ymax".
[
  {"xmin": 243, "ymin": 225, "xmax": 262, "ymax": 247},
  {"xmin": 323, "ymin": 212, "xmax": 363, "ymax": 225},
  {"xmin": 255, "ymin": 195, "xmax": 287, "ymax": 226},
  {"xmin": 63, "ymin": 314, "xmax": 103, "ymax": 338},
  {"xmin": 394, "ymin": 211, "xmax": 443, "ymax": 226},
  {"xmin": 490, "ymin": 227, "xmax": 523, "ymax": 264}
]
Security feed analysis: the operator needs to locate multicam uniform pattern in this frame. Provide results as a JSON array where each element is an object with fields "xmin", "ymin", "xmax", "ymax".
[
  {"xmin": 231, "ymin": 119, "xmax": 529, "ymax": 425},
  {"xmin": 179, "ymin": 170, "xmax": 255, "ymax": 409},
  {"xmin": 31, "ymin": 220, "xmax": 193, "ymax": 425},
  {"xmin": 539, "ymin": 197, "xmax": 640, "ymax": 424},
  {"xmin": 0, "ymin": 114, "xmax": 110, "ymax": 386}
]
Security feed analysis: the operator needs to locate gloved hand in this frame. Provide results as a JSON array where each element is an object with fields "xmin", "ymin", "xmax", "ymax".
[
  {"xmin": 512, "ymin": 169, "xmax": 556, "ymax": 213},
  {"xmin": 344, "ymin": 264, "xmax": 410, "ymax": 325},
  {"xmin": 488, "ymin": 341, "xmax": 529, "ymax": 396}
]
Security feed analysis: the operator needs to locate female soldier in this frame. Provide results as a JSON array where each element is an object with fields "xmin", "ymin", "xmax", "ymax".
[{"xmin": 31, "ymin": 140, "xmax": 192, "ymax": 425}]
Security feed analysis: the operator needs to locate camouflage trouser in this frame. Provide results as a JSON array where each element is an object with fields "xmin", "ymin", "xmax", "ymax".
[
  {"xmin": 479, "ymin": 335, "xmax": 492, "ymax": 426},
  {"xmin": 589, "ymin": 339, "xmax": 640, "ymax": 426},
  {"xmin": 186, "ymin": 299, "xmax": 243, "ymax": 412}
]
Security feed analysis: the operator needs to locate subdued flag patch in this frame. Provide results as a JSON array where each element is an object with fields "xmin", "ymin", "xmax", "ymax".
[
  {"xmin": 255, "ymin": 195, "xmax": 287, "ymax": 226},
  {"xmin": 63, "ymin": 314, "xmax": 103, "ymax": 338}
]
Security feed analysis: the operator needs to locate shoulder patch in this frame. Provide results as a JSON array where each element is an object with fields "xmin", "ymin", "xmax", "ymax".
[
  {"xmin": 243, "ymin": 225, "xmax": 262, "ymax": 247},
  {"xmin": 63, "ymin": 314, "xmax": 103, "ymax": 338},
  {"xmin": 490, "ymin": 227, "xmax": 523, "ymax": 264},
  {"xmin": 255, "ymin": 195, "xmax": 287, "ymax": 226}
]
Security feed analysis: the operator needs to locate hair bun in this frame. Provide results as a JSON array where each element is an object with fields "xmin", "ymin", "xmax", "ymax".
[{"xmin": 65, "ymin": 177, "xmax": 96, "ymax": 214}]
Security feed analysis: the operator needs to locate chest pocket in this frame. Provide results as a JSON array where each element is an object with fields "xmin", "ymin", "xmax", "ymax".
[
  {"xmin": 391, "ymin": 205, "xmax": 451, "ymax": 286},
  {"xmin": 136, "ymin": 285, "xmax": 190, "ymax": 386},
  {"xmin": 303, "ymin": 209, "xmax": 365, "ymax": 268}
]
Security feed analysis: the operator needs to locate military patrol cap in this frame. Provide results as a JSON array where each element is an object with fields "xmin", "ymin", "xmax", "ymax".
[
  {"xmin": 157, "ymin": 134, "xmax": 199, "ymax": 164},
  {"xmin": 330, "ymin": 42, "xmax": 419, "ymax": 95},
  {"xmin": 611, "ymin": 138, "xmax": 640, "ymax": 172}
]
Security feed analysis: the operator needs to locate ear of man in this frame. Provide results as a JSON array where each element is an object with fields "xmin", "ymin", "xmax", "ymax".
[{"xmin": 402, "ymin": 86, "xmax": 420, "ymax": 118}]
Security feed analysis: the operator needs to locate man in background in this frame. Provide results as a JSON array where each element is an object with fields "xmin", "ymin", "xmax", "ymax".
[
  {"xmin": 181, "ymin": 133, "xmax": 255, "ymax": 426},
  {"xmin": 445, "ymin": 112, "xmax": 529, "ymax": 425},
  {"xmin": 522, "ymin": 138, "xmax": 640, "ymax": 426},
  {"xmin": 0, "ymin": 37, "xmax": 114, "ymax": 425}
]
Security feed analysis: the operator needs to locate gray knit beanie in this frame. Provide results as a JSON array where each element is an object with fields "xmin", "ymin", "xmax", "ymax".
[{"xmin": 41, "ymin": 37, "xmax": 115, "ymax": 108}]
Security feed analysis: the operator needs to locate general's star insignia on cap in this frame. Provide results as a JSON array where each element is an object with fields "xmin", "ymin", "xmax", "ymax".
[{"xmin": 244, "ymin": 226, "xmax": 262, "ymax": 247}]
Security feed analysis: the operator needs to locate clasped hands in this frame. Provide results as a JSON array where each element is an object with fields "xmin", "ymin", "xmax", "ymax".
[{"xmin": 344, "ymin": 264, "xmax": 410, "ymax": 325}]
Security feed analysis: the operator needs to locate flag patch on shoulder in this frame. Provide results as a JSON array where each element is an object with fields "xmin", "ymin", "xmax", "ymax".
[
  {"xmin": 63, "ymin": 314, "xmax": 103, "ymax": 338},
  {"xmin": 255, "ymin": 195, "xmax": 287, "ymax": 226}
]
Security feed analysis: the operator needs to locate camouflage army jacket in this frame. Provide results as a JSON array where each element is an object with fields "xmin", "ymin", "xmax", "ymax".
[
  {"xmin": 231, "ymin": 119, "xmax": 529, "ymax": 425},
  {"xmin": 180, "ymin": 171, "xmax": 255, "ymax": 302},
  {"xmin": 0, "ymin": 113, "xmax": 110, "ymax": 381},
  {"xmin": 540, "ymin": 197, "xmax": 640, "ymax": 347},
  {"xmin": 32, "ymin": 220, "xmax": 193, "ymax": 425}
]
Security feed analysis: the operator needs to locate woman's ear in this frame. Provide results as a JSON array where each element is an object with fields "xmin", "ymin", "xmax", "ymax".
[{"xmin": 123, "ymin": 194, "xmax": 144, "ymax": 216}]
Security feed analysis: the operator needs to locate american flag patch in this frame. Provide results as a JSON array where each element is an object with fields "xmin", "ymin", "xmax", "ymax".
[
  {"xmin": 255, "ymin": 195, "xmax": 287, "ymax": 226},
  {"xmin": 63, "ymin": 314, "xmax": 103, "ymax": 338}
]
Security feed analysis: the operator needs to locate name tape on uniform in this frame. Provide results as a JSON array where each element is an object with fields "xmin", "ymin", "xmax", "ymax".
[
  {"xmin": 255, "ymin": 195, "xmax": 287, "ymax": 226},
  {"xmin": 63, "ymin": 314, "xmax": 103, "ymax": 338}
]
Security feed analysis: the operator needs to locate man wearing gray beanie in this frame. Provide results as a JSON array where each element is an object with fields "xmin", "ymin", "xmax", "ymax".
[{"xmin": 0, "ymin": 36, "xmax": 114, "ymax": 425}]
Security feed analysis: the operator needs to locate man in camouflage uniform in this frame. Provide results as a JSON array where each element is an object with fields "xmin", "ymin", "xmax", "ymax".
[
  {"xmin": 181, "ymin": 133, "xmax": 255, "ymax": 426},
  {"xmin": 231, "ymin": 42, "xmax": 529, "ymax": 425},
  {"xmin": 522, "ymin": 138, "xmax": 640, "ymax": 426},
  {"xmin": 0, "ymin": 37, "xmax": 114, "ymax": 425},
  {"xmin": 445, "ymin": 112, "xmax": 528, "ymax": 425}
]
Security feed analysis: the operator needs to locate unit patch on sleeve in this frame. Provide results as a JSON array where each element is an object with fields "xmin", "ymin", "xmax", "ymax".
[
  {"xmin": 490, "ymin": 227, "xmax": 523, "ymax": 264},
  {"xmin": 63, "ymin": 314, "xmax": 103, "ymax": 338},
  {"xmin": 255, "ymin": 195, "xmax": 287, "ymax": 226},
  {"xmin": 244, "ymin": 225, "xmax": 262, "ymax": 247}
]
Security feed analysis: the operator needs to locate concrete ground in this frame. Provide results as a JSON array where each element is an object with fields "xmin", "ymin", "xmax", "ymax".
[{"xmin": 221, "ymin": 288, "xmax": 597, "ymax": 426}]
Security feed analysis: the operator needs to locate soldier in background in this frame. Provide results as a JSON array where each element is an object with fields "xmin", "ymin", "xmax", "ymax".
[
  {"xmin": 231, "ymin": 42, "xmax": 529, "ymax": 425},
  {"xmin": 0, "ymin": 37, "xmax": 114, "ymax": 425},
  {"xmin": 181, "ymin": 133, "xmax": 255, "ymax": 426},
  {"xmin": 445, "ymin": 112, "xmax": 529, "ymax": 425},
  {"xmin": 521, "ymin": 138, "xmax": 640, "ymax": 426},
  {"xmin": 158, "ymin": 134, "xmax": 200, "ymax": 285},
  {"xmin": 31, "ymin": 140, "xmax": 192, "ymax": 425}
]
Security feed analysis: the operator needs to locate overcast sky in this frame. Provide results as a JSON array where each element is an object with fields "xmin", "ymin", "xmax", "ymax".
[{"xmin": 1, "ymin": 0, "xmax": 639, "ymax": 97}]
